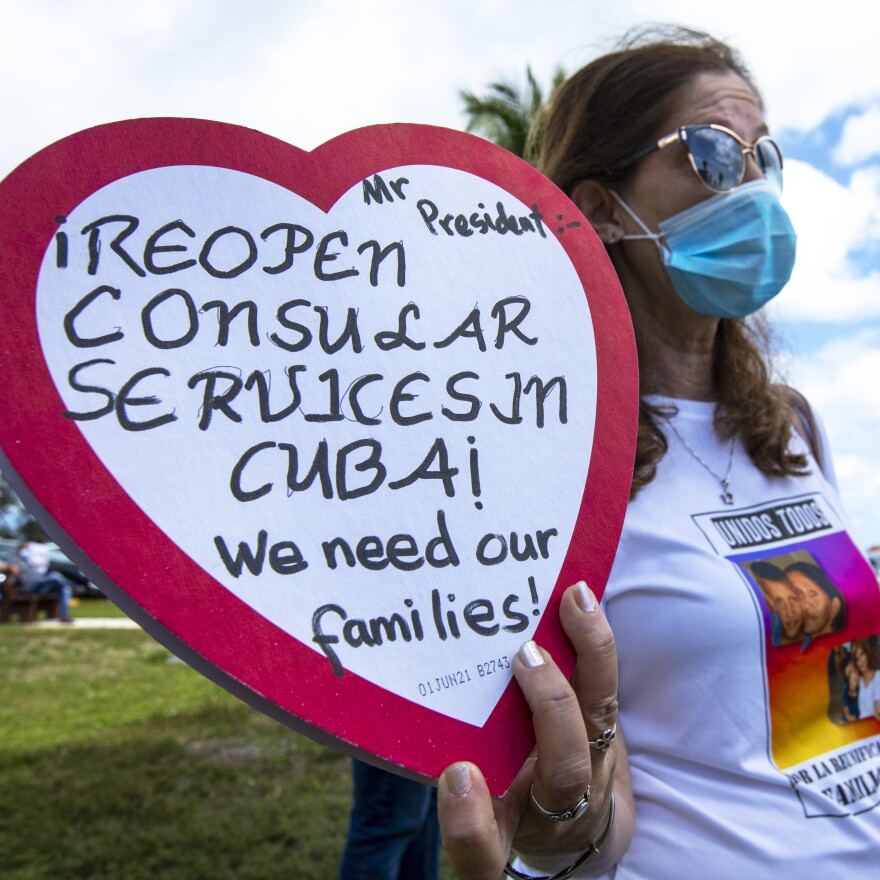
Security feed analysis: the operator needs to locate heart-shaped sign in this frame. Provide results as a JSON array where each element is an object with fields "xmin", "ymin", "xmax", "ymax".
[{"xmin": 0, "ymin": 119, "xmax": 636, "ymax": 795}]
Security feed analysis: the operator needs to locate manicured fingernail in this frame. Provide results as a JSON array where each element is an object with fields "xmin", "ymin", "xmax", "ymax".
[
  {"xmin": 576, "ymin": 581, "xmax": 596, "ymax": 613},
  {"xmin": 519, "ymin": 640, "xmax": 545, "ymax": 668},
  {"xmin": 447, "ymin": 762, "xmax": 472, "ymax": 796}
]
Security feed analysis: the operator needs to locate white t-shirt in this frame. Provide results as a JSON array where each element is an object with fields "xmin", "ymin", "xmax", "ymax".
[
  {"xmin": 13, "ymin": 541, "xmax": 51, "ymax": 589},
  {"xmin": 601, "ymin": 397, "xmax": 880, "ymax": 879}
]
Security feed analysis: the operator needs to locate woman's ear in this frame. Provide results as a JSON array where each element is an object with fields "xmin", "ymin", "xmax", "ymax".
[{"xmin": 570, "ymin": 180, "xmax": 626, "ymax": 245}]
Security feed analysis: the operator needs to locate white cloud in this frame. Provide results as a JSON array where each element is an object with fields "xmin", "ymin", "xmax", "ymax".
[
  {"xmin": 787, "ymin": 328, "xmax": 880, "ymax": 546},
  {"xmin": 4, "ymin": 0, "xmax": 880, "ymax": 175},
  {"xmin": 834, "ymin": 104, "xmax": 880, "ymax": 166},
  {"xmin": 529, "ymin": 0, "xmax": 880, "ymax": 133},
  {"xmin": 1, "ymin": 0, "xmax": 879, "ymax": 546},
  {"xmin": 770, "ymin": 160, "xmax": 880, "ymax": 322}
]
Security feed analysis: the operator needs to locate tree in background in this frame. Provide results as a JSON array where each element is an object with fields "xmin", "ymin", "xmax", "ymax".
[
  {"xmin": 459, "ymin": 65, "xmax": 566, "ymax": 164},
  {"xmin": 0, "ymin": 471, "xmax": 36, "ymax": 539}
]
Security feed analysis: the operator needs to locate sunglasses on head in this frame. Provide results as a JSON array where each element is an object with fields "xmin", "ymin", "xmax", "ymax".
[{"xmin": 612, "ymin": 123, "xmax": 784, "ymax": 195}]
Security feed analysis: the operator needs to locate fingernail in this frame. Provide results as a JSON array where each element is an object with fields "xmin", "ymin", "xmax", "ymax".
[
  {"xmin": 519, "ymin": 640, "xmax": 545, "ymax": 668},
  {"xmin": 575, "ymin": 581, "xmax": 596, "ymax": 613},
  {"xmin": 447, "ymin": 762, "xmax": 472, "ymax": 796}
]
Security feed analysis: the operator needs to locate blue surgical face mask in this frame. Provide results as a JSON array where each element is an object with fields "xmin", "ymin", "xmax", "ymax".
[{"xmin": 612, "ymin": 180, "xmax": 797, "ymax": 319}]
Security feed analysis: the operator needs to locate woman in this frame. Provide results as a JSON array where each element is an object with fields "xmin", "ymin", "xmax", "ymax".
[
  {"xmin": 784, "ymin": 560, "xmax": 846, "ymax": 642},
  {"xmin": 842, "ymin": 652, "xmax": 861, "ymax": 722},
  {"xmin": 437, "ymin": 27, "xmax": 880, "ymax": 879},
  {"xmin": 851, "ymin": 640, "xmax": 880, "ymax": 721}
]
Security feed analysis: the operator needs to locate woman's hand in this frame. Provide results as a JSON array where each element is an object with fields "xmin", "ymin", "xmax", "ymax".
[{"xmin": 438, "ymin": 582, "xmax": 634, "ymax": 880}]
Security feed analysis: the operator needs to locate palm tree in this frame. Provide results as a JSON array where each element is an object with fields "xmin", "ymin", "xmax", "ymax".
[{"xmin": 459, "ymin": 65, "xmax": 566, "ymax": 164}]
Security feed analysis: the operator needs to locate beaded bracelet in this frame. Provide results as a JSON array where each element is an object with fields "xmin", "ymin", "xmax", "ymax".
[{"xmin": 503, "ymin": 792, "xmax": 616, "ymax": 880}]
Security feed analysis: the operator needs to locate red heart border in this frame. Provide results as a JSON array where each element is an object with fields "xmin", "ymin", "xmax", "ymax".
[{"xmin": 0, "ymin": 119, "xmax": 637, "ymax": 794}]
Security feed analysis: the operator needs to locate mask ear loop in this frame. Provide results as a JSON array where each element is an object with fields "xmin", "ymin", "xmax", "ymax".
[{"xmin": 609, "ymin": 190, "xmax": 669, "ymax": 256}]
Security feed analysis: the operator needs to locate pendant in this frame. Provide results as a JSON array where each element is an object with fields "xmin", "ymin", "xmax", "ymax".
[{"xmin": 721, "ymin": 486, "xmax": 735, "ymax": 505}]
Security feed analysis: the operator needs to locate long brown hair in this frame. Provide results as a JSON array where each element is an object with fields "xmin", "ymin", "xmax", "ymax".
[{"xmin": 536, "ymin": 26, "xmax": 808, "ymax": 497}]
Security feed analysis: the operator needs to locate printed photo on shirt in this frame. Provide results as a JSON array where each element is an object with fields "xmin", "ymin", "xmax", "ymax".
[
  {"xmin": 744, "ymin": 551, "xmax": 846, "ymax": 650},
  {"xmin": 731, "ymin": 534, "xmax": 880, "ymax": 784},
  {"xmin": 828, "ymin": 638, "xmax": 880, "ymax": 725}
]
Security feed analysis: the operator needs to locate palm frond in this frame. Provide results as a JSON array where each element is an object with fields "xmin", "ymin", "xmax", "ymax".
[{"xmin": 459, "ymin": 65, "xmax": 567, "ymax": 163}]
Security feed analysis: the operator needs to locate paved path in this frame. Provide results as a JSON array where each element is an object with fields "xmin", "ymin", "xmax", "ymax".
[{"xmin": 31, "ymin": 617, "xmax": 141, "ymax": 629}]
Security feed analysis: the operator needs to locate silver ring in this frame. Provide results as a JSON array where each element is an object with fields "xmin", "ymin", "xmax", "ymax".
[
  {"xmin": 530, "ymin": 784, "xmax": 591, "ymax": 822},
  {"xmin": 588, "ymin": 725, "xmax": 616, "ymax": 752}
]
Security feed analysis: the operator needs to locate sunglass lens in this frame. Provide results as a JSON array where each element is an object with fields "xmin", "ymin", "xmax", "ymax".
[
  {"xmin": 756, "ymin": 138, "xmax": 784, "ymax": 195},
  {"xmin": 687, "ymin": 127, "xmax": 742, "ymax": 193}
]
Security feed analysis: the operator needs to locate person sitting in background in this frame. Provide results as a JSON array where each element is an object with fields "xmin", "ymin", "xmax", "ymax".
[{"xmin": 5, "ymin": 539, "xmax": 74, "ymax": 623}]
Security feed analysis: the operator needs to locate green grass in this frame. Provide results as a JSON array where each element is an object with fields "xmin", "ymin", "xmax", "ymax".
[
  {"xmin": 0, "ymin": 627, "xmax": 456, "ymax": 880},
  {"xmin": 70, "ymin": 597, "xmax": 127, "ymax": 619}
]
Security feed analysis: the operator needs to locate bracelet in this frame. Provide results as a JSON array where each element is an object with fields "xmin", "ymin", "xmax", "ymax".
[{"xmin": 503, "ymin": 791, "xmax": 616, "ymax": 880}]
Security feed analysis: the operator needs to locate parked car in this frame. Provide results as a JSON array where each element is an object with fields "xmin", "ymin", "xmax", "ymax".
[
  {"xmin": 0, "ymin": 538, "xmax": 16, "ymax": 560},
  {"xmin": 0, "ymin": 538, "xmax": 16, "ymax": 594}
]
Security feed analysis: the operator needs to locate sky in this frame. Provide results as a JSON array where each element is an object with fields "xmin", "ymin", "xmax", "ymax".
[{"xmin": 1, "ymin": 0, "xmax": 878, "ymax": 547}]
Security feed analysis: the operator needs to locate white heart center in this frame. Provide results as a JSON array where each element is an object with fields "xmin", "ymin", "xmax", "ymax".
[{"xmin": 37, "ymin": 163, "xmax": 597, "ymax": 726}]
